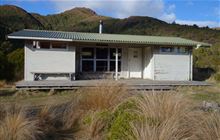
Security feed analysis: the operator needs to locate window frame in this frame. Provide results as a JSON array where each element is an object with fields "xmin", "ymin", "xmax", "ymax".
[
  {"xmin": 38, "ymin": 41, "xmax": 51, "ymax": 49},
  {"xmin": 80, "ymin": 47, "xmax": 122, "ymax": 72},
  {"xmin": 160, "ymin": 47, "xmax": 175, "ymax": 53},
  {"xmin": 34, "ymin": 41, "xmax": 68, "ymax": 50},
  {"xmin": 177, "ymin": 47, "xmax": 189, "ymax": 54},
  {"xmin": 159, "ymin": 46, "xmax": 189, "ymax": 54},
  {"xmin": 51, "ymin": 42, "xmax": 68, "ymax": 50}
]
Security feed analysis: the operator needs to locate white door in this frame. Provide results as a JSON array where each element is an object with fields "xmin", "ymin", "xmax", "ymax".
[{"xmin": 128, "ymin": 48, "xmax": 142, "ymax": 78}]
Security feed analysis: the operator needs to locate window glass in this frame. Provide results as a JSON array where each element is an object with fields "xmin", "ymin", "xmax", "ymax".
[
  {"xmin": 178, "ymin": 47, "xmax": 188, "ymax": 54},
  {"xmin": 96, "ymin": 48, "xmax": 108, "ymax": 59},
  {"xmin": 39, "ymin": 42, "xmax": 50, "ymax": 49},
  {"xmin": 52, "ymin": 42, "xmax": 67, "ymax": 49},
  {"xmin": 81, "ymin": 47, "xmax": 122, "ymax": 72},
  {"xmin": 110, "ymin": 48, "xmax": 122, "ymax": 59},
  {"xmin": 96, "ymin": 61, "xmax": 108, "ymax": 71},
  {"xmin": 160, "ymin": 47, "xmax": 174, "ymax": 53},
  {"xmin": 110, "ymin": 61, "xmax": 121, "ymax": 72},
  {"xmin": 82, "ymin": 61, "xmax": 94, "ymax": 72},
  {"xmin": 82, "ymin": 48, "xmax": 94, "ymax": 59}
]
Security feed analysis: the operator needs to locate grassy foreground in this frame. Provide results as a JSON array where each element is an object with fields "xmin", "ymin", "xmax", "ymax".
[{"xmin": 0, "ymin": 81, "xmax": 220, "ymax": 140}]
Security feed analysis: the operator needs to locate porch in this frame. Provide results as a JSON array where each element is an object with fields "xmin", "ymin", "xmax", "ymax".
[{"xmin": 16, "ymin": 79, "xmax": 211, "ymax": 90}]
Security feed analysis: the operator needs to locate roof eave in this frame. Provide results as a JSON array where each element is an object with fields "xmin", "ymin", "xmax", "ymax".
[
  {"xmin": 196, "ymin": 43, "xmax": 212, "ymax": 48},
  {"xmin": 7, "ymin": 35, "xmax": 73, "ymax": 42},
  {"xmin": 7, "ymin": 35, "xmax": 203, "ymax": 47}
]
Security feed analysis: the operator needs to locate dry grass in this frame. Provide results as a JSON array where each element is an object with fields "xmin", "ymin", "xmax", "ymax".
[
  {"xmin": 36, "ymin": 105, "xmax": 74, "ymax": 140},
  {"xmin": 61, "ymin": 81, "xmax": 129, "ymax": 139},
  {"xmin": 131, "ymin": 92, "xmax": 195, "ymax": 140},
  {"xmin": 130, "ymin": 92, "xmax": 220, "ymax": 140},
  {"xmin": 75, "ymin": 81, "xmax": 128, "ymax": 111},
  {"xmin": 0, "ymin": 105, "xmax": 43, "ymax": 140},
  {"xmin": 88, "ymin": 111, "xmax": 109, "ymax": 140},
  {"xmin": 193, "ymin": 112, "xmax": 220, "ymax": 140},
  {"xmin": 0, "ymin": 80, "xmax": 6, "ymax": 88},
  {"xmin": 0, "ymin": 83, "xmax": 220, "ymax": 140}
]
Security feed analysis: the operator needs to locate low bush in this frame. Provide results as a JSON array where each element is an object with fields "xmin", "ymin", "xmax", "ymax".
[{"xmin": 107, "ymin": 99, "xmax": 138, "ymax": 140}]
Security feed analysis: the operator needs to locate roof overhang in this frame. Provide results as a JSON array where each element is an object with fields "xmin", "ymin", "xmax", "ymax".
[
  {"xmin": 7, "ymin": 29, "xmax": 212, "ymax": 47},
  {"xmin": 7, "ymin": 36, "xmax": 73, "ymax": 42}
]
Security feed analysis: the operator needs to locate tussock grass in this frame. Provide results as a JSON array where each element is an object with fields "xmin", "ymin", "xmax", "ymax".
[
  {"xmin": 130, "ymin": 93, "xmax": 195, "ymax": 140},
  {"xmin": 0, "ymin": 83, "xmax": 220, "ymax": 140},
  {"xmin": 75, "ymin": 81, "xmax": 128, "ymax": 111},
  {"xmin": 36, "ymin": 105, "xmax": 74, "ymax": 140},
  {"xmin": 87, "ymin": 111, "xmax": 111, "ymax": 140},
  {"xmin": 193, "ymin": 112, "xmax": 220, "ymax": 140},
  {"xmin": 61, "ymin": 81, "xmax": 129, "ymax": 139},
  {"xmin": 0, "ymin": 80, "xmax": 6, "ymax": 88},
  {"xmin": 130, "ymin": 92, "xmax": 220, "ymax": 140},
  {"xmin": 0, "ymin": 105, "xmax": 42, "ymax": 140}
]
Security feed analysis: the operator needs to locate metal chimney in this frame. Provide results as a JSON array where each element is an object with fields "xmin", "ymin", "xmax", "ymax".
[{"xmin": 99, "ymin": 20, "xmax": 103, "ymax": 34}]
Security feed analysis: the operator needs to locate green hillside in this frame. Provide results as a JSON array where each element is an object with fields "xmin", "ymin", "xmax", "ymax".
[
  {"xmin": 0, "ymin": 5, "xmax": 44, "ymax": 37},
  {"xmin": 0, "ymin": 5, "xmax": 220, "ymax": 81},
  {"xmin": 32, "ymin": 7, "xmax": 111, "ymax": 31}
]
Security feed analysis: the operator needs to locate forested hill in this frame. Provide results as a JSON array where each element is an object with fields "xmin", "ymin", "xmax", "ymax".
[
  {"xmin": 0, "ymin": 5, "xmax": 220, "ymax": 81},
  {"xmin": 1, "ymin": 5, "xmax": 220, "ymax": 44}
]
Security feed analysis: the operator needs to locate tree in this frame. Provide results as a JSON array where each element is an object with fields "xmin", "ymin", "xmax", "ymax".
[
  {"xmin": 0, "ymin": 51, "xmax": 8, "ymax": 79},
  {"xmin": 7, "ymin": 48, "xmax": 24, "ymax": 81}
]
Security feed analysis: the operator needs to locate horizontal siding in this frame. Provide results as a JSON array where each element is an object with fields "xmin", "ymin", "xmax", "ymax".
[
  {"xmin": 25, "ymin": 43, "xmax": 75, "ymax": 81},
  {"xmin": 154, "ymin": 53, "xmax": 190, "ymax": 81}
]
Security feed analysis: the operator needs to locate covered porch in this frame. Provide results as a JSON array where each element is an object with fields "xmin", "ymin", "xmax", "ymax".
[{"xmin": 75, "ymin": 42, "xmax": 153, "ymax": 80}]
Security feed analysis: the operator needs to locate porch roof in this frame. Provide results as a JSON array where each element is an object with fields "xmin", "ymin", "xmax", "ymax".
[{"xmin": 7, "ymin": 29, "xmax": 211, "ymax": 47}]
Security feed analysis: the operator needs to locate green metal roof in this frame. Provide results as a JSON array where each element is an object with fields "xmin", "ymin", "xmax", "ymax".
[{"xmin": 7, "ymin": 29, "xmax": 211, "ymax": 47}]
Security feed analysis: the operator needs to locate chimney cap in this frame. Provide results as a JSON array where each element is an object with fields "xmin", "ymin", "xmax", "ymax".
[{"xmin": 100, "ymin": 20, "xmax": 103, "ymax": 25}]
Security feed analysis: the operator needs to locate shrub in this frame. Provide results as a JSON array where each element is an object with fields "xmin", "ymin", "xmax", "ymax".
[
  {"xmin": 107, "ymin": 99, "xmax": 138, "ymax": 140},
  {"xmin": 87, "ymin": 110, "xmax": 111, "ymax": 140}
]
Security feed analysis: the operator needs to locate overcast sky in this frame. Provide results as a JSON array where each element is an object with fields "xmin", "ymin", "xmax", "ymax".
[{"xmin": 1, "ymin": 0, "xmax": 220, "ymax": 27}]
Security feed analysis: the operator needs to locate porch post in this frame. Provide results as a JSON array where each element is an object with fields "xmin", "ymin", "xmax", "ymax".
[{"xmin": 115, "ymin": 47, "xmax": 118, "ymax": 80}]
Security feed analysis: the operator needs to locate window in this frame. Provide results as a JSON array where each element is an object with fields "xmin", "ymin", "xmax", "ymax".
[
  {"xmin": 96, "ymin": 61, "xmax": 108, "ymax": 71},
  {"xmin": 51, "ymin": 42, "xmax": 67, "ymax": 49},
  {"xmin": 82, "ymin": 48, "xmax": 94, "ymax": 59},
  {"xmin": 96, "ymin": 48, "xmax": 108, "ymax": 59},
  {"xmin": 39, "ymin": 42, "xmax": 50, "ymax": 49},
  {"xmin": 81, "ymin": 47, "xmax": 122, "ymax": 72},
  {"xmin": 110, "ymin": 61, "xmax": 121, "ymax": 72},
  {"xmin": 96, "ymin": 48, "xmax": 108, "ymax": 72},
  {"xmin": 160, "ymin": 47, "xmax": 174, "ymax": 53},
  {"xmin": 110, "ymin": 48, "xmax": 122, "ymax": 59},
  {"xmin": 82, "ymin": 61, "xmax": 94, "ymax": 72},
  {"xmin": 178, "ymin": 47, "xmax": 188, "ymax": 54}
]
